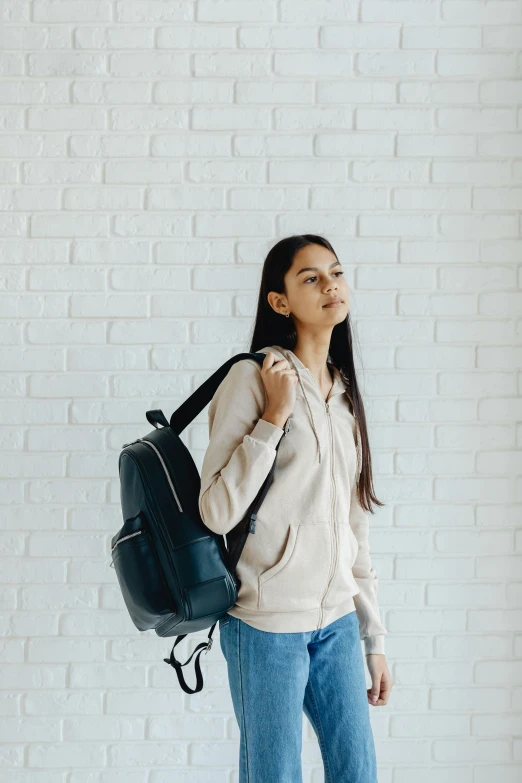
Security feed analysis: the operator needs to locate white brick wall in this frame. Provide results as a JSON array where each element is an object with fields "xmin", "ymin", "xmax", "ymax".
[{"xmin": 1, "ymin": 0, "xmax": 521, "ymax": 780}]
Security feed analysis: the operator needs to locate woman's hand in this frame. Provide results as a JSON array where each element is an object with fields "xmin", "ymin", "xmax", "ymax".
[
  {"xmin": 366, "ymin": 654, "xmax": 393, "ymax": 707},
  {"xmin": 260, "ymin": 351, "xmax": 299, "ymax": 428}
]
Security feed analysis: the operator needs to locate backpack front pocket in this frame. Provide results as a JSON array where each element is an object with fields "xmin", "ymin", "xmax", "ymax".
[
  {"xmin": 258, "ymin": 523, "xmax": 332, "ymax": 612},
  {"xmin": 111, "ymin": 515, "xmax": 172, "ymax": 631}
]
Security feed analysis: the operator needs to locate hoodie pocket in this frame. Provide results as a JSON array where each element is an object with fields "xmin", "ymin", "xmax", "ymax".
[
  {"xmin": 324, "ymin": 522, "xmax": 360, "ymax": 607},
  {"xmin": 258, "ymin": 523, "xmax": 332, "ymax": 612},
  {"xmin": 341, "ymin": 521, "xmax": 359, "ymax": 567}
]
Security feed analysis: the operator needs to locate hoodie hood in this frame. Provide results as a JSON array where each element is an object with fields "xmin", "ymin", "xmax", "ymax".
[{"xmin": 259, "ymin": 345, "xmax": 363, "ymax": 480}]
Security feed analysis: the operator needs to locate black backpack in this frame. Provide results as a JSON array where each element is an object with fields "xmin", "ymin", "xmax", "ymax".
[{"xmin": 110, "ymin": 352, "xmax": 288, "ymax": 694}]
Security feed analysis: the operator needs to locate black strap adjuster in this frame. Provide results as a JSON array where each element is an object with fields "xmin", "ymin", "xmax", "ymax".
[{"xmin": 163, "ymin": 623, "xmax": 217, "ymax": 694}]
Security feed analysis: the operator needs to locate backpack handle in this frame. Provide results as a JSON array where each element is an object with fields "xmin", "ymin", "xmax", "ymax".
[{"xmin": 146, "ymin": 410, "xmax": 170, "ymax": 429}]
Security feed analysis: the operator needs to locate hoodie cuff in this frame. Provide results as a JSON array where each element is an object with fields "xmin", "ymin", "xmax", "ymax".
[
  {"xmin": 365, "ymin": 635, "xmax": 386, "ymax": 656},
  {"xmin": 247, "ymin": 418, "xmax": 285, "ymax": 450}
]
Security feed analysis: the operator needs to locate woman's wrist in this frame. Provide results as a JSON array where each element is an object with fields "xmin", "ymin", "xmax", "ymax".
[{"xmin": 261, "ymin": 409, "xmax": 287, "ymax": 430}]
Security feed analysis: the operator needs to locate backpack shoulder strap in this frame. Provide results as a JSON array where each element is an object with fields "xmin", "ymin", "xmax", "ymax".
[{"xmin": 169, "ymin": 352, "xmax": 267, "ymax": 435}]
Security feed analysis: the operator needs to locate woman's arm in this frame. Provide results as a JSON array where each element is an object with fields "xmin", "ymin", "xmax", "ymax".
[
  {"xmin": 198, "ymin": 359, "xmax": 285, "ymax": 536},
  {"xmin": 349, "ymin": 484, "xmax": 388, "ymax": 656}
]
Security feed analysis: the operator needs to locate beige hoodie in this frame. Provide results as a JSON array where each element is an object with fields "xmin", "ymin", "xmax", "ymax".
[{"xmin": 198, "ymin": 345, "xmax": 388, "ymax": 655}]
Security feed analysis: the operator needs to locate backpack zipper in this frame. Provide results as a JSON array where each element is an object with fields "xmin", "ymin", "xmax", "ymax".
[
  {"xmin": 139, "ymin": 439, "xmax": 183, "ymax": 513},
  {"xmin": 111, "ymin": 529, "xmax": 143, "ymax": 553},
  {"xmin": 122, "ymin": 439, "xmax": 140, "ymax": 448},
  {"xmin": 122, "ymin": 438, "xmax": 183, "ymax": 513},
  {"xmin": 110, "ymin": 529, "xmax": 144, "ymax": 568}
]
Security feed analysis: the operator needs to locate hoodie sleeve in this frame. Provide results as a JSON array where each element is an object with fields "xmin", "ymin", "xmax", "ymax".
[
  {"xmin": 349, "ymin": 484, "xmax": 388, "ymax": 656},
  {"xmin": 198, "ymin": 358, "xmax": 286, "ymax": 536}
]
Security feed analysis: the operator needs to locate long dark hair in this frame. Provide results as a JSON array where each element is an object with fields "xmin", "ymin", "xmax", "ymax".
[{"xmin": 248, "ymin": 234, "xmax": 384, "ymax": 514}]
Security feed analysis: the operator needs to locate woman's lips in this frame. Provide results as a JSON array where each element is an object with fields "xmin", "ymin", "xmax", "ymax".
[{"xmin": 323, "ymin": 300, "xmax": 343, "ymax": 308}]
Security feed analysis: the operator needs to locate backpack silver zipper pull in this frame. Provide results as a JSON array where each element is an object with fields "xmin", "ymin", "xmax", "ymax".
[{"xmin": 122, "ymin": 438, "xmax": 141, "ymax": 449}]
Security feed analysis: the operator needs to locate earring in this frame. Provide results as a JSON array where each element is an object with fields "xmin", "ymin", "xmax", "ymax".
[{"xmin": 285, "ymin": 312, "xmax": 290, "ymax": 318}]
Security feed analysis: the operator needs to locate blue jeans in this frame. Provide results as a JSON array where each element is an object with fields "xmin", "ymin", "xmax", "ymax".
[{"xmin": 219, "ymin": 609, "xmax": 378, "ymax": 783}]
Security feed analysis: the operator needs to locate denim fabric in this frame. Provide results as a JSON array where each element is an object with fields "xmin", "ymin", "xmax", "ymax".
[{"xmin": 219, "ymin": 609, "xmax": 378, "ymax": 783}]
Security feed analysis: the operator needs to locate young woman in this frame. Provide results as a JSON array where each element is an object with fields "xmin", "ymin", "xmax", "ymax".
[{"xmin": 198, "ymin": 234, "xmax": 393, "ymax": 782}]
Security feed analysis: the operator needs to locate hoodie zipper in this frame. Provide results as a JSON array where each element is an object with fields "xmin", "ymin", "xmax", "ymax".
[
  {"xmin": 298, "ymin": 366, "xmax": 337, "ymax": 629},
  {"xmin": 295, "ymin": 361, "xmax": 338, "ymax": 628},
  {"xmin": 282, "ymin": 350, "xmax": 340, "ymax": 630},
  {"xmin": 318, "ymin": 402, "xmax": 337, "ymax": 628}
]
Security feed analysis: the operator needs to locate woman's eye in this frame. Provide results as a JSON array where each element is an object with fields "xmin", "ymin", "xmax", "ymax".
[{"xmin": 304, "ymin": 271, "xmax": 344, "ymax": 284}]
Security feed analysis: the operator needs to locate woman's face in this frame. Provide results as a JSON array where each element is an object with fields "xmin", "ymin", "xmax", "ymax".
[{"xmin": 278, "ymin": 244, "xmax": 350, "ymax": 327}]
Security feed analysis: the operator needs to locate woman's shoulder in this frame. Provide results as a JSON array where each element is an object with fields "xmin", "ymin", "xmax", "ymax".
[{"xmin": 210, "ymin": 354, "xmax": 267, "ymax": 413}]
